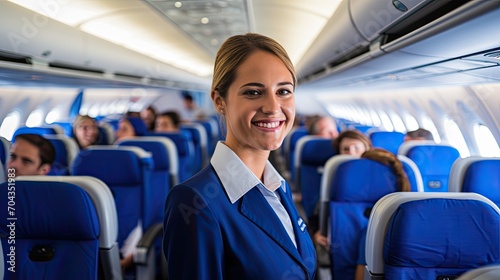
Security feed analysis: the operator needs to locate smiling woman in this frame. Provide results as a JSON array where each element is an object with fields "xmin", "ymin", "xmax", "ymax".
[{"xmin": 163, "ymin": 33, "xmax": 316, "ymax": 280}]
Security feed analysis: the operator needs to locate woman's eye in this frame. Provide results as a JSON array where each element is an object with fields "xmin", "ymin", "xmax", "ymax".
[
  {"xmin": 244, "ymin": 90, "xmax": 260, "ymax": 96},
  {"xmin": 278, "ymin": 89, "xmax": 293, "ymax": 96}
]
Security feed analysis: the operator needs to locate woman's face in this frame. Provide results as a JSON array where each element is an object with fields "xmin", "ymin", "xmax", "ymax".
[
  {"xmin": 75, "ymin": 119, "xmax": 98, "ymax": 148},
  {"xmin": 216, "ymin": 50, "xmax": 295, "ymax": 154},
  {"xmin": 339, "ymin": 137, "xmax": 367, "ymax": 157},
  {"xmin": 116, "ymin": 119, "xmax": 135, "ymax": 141}
]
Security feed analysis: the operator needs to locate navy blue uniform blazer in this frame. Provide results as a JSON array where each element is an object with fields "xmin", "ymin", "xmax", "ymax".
[{"xmin": 163, "ymin": 165, "xmax": 317, "ymax": 279}]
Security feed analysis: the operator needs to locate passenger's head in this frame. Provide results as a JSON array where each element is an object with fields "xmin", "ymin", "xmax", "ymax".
[
  {"xmin": 361, "ymin": 148, "xmax": 410, "ymax": 192},
  {"xmin": 73, "ymin": 115, "xmax": 98, "ymax": 148},
  {"xmin": 182, "ymin": 92, "xmax": 197, "ymax": 111},
  {"xmin": 155, "ymin": 111, "xmax": 181, "ymax": 132},
  {"xmin": 405, "ymin": 128, "xmax": 434, "ymax": 141},
  {"xmin": 116, "ymin": 117, "xmax": 148, "ymax": 141},
  {"xmin": 211, "ymin": 33, "xmax": 296, "ymax": 152},
  {"xmin": 140, "ymin": 106, "xmax": 157, "ymax": 131},
  {"xmin": 333, "ymin": 130, "xmax": 372, "ymax": 157},
  {"xmin": 7, "ymin": 134, "xmax": 55, "ymax": 176},
  {"xmin": 307, "ymin": 115, "xmax": 339, "ymax": 139}
]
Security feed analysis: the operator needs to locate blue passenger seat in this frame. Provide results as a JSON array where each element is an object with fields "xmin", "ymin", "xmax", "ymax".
[
  {"xmin": 150, "ymin": 132, "xmax": 195, "ymax": 182},
  {"xmin": 399, "ymin": 140, "xmax": 460, "ymax": 192},
  {"xmin": 181, "ymin": 123, "xmax": 208, "ymax": 171},
  {"xmin": 0, "ymin": 136, "xmax": 11, "ymax": 166},
  {"xmin": 71, "ymin": 146, "xmax": 162, "ymax": 279},
  {"xmin": 282, "ymin": 126, "xmax": 308, "ymax": 183},
  {"xmin": 11, "ymin": 125, "xmax": 62, "ymax": 141},
  {"xmin": 116, "ymin": 136, "xmax": 179, "ymax": 221},
  {"xmin": 294, "ymin": 136, "xmax": 336, "ymax": 218},
  {"xmin": 44, "ymin": 135, "xmax": 79, "ymax": 176},
  {"xmin": 365, "ymin": 192, "xmax": 500, "ymax": 279},
  {"xmin": 369, "ymin": 131, "xmax": 405, "ymax": 155},
  {"xmin": 449, "ymin": 157, "xmax": 500, "ymax": 207},
  {"xmin": 0, "ymin": 176, "xmax": 122, "ymax": 280},
  {"xmin": 318, "ymin": 155, "xmax": 423, "ymax": 279}
]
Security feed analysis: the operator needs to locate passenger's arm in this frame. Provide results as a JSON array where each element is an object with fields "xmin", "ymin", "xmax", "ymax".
[{"xmin": 163, "ymin": 185, "xmax": 224, "ymax": 280}]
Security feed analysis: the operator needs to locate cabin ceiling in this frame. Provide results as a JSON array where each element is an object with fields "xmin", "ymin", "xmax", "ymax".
[{"xmin": 1, "ymin": 0, "xmax": 499, "ymax": 90}]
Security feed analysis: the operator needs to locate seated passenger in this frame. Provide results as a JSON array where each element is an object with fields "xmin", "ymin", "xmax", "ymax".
[
  {"xmin": 72, "ymin": 115, "xmax": 99, "ymax": 149},
  {"xmin": 404, "ymin": 128, "xmax": 434, "ymax": 141},
  {"xmin": 354, "ymin": 148, "xmax": 411, "ymax": 280},
  {"xmin": 7, "ymin": 133, "xmax": 55, "ymax": 176},
  {"xmin": 140, "ymin": 105, "xmax": 157, "ymax": 131},
  {"xmin": 115, "ymin": 116, "xmax": 148, "ymax": 143},
  {"xmin": 333, "ymin": 129, "xmax": 372, "ymax": 156},
  {"xmin": 307, "ymin": 115, "xmax": 339, "ymax": 139},
  {"xmin": 155, "ymin": 111, "xmax": 181, "ymax": 133}
]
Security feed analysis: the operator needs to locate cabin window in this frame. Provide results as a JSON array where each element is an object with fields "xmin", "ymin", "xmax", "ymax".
[
  {"xmin": 45, "ymin": 109, "xmax": 60, "ymax": 124},
  {"xmin": 26, "ymin": 108, "xmax": 44, "ymax": 127},
  {"xmin": 443, "ymin": 118, "xmax": 469, "ymax": 157},
  {"xmin": 474, "ymin": 124, "xmax": 500, "ymax": 157},
  {"xmin": 403, "ymin": 113, "xmax": 419, "ymax": 131},
  {"xmin": 421, "ymin": 115, "xmax": 441, "ymax": 143},
  {"xmin": 0, "ymin": 111, "xmax": 21, "ymax": 141},
  {"xmin": 378, "ymin": 110, "xmax": 394, "ymax": 131},
  {"xmin": 369, "ymin": 109, "xmax": 381, "ymax": 127},
  {"xmin": 389, "ymin": 111, "xmax": 406, "ymax": 133}
]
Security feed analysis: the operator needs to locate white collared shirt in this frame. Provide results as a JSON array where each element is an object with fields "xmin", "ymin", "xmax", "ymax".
[{"xmin": 211, "ymin": 142, "xmax": 297, "ymax": 248}]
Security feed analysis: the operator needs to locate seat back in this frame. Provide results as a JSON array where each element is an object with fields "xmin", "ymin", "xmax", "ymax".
[
  {"xmin": 283, "ymin": 126, "xmax": 308, "ymax": 181},
  {"xmin": 97, "ymin": 122, "xmax": 115, "ymax": 145},
  {"xmin": 0, "ymin": 136, "xmax": 11, "ymax": 166},
  {"xmin": 294, "ymin": 136, "xmax": 336, "ymax": 218},
  {"xmin": 150, "ymin": 132, "xmax": 194, "ymax": 182},
  {"xmin": 117, "ymin": 136, "xmax": 179, "ymax": 224},
  {"xmin": 44, "ymin": 135, "xmax": 79, "ymax": 176},
  {"xmin": 319, "ymin": 155, "xmax": 423, "ymax": 279},
  {"xmin": 181, "ymin": 122, "xmax": 208, "ymax": 171},
  {"xmin": 71, "ymin": 146, "xmax": 154, "ymax": 249},
  {"xmin": 194, "ymin": 118, "xmax": 219, "ymax": 156},
  {"xmin": 369, "ymin": 131, "xmax": 405, "ymax": 155},
  {"xmin": 0, "ymin": 176, "xmax": 121, "ymax": 280},
  {"xmin": 365, "ymin": 192, "xmax": 500, "ymax": 279},
  {"xmin": 449, "ymin": 157, "xmax": 500, "ymax": 207},
  {"xmin": 399, "ymin": 140, "xmax": 460, "ymax": 192}
]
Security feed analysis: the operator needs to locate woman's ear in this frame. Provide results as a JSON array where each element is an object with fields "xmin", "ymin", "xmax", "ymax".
[{"xmin": 211, "ymin": 90, "xmax": 224, "ymax": 110}]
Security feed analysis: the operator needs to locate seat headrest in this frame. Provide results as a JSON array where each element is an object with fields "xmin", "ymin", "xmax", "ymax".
[
  {"xmin": 463, "ymin": 160, "xmax": 500, "ymax": 204},
  {"xmin": 300, "ymin": 138, "xmax": 336, "ymax": 165},
  {"xmin": 0, "ymin": 181, "xmax": 99, "ymax": 240},
  {"xmin": 331, "ymin": 159, "xmax": 399, "ymax": 203},
  {"xmin": 72, "ymin": 149, "xmax": 150, "ymax": 185}
]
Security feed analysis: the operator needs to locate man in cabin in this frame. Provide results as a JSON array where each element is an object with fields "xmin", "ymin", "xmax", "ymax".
[
  {"xmin": 182, "ymin": 92, "xmax": 206, "ymax": 121},
  {"xmin": 307, "ymin": 115, "xmax": 339, "ymax": 139},
  {"xmin": 405, "ymin": 128, "xmax": 434, "ymax": 142},
  {"xmin": 6, "ymin": 133, "xmax": 55, "ymax": 176}
]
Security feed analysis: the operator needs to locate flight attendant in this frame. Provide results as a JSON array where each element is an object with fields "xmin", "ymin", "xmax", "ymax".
[{"xmin": 163, "ymin": 33, "xmax": 317, "ymax": 279}]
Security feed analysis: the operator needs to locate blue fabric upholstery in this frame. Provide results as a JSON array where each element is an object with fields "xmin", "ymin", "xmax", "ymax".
[
  {"xmin": 370, "ymin": 131, "xmax": 405, "ymax": 155},
  {"xmin": 285, "ymin": 127, "xmax": 308, "ymax": 182},
  {"xmin": 327, "ymin": 158, "xmax": 402, "ymax": 280},
  {"xmin": 0, "ymin": 181, "xmax": 99, "ymax": 279},
  {"xmin": 150, "ymin": 132, "xmax": 194, "ymax": 182},
  {"xmin": 12, "ymin": 126, "xmax": 60, "ymax": 141},
  {"xmin": 401, "ymin": 143, "xmax": 460, "ymax": 192},
  {"xmin": 71, "ymin": 147, "xmax": 154, "ymax": 248},
  {"xmin": 463, "ymin": 160, "xmax": 500, "ymax": 206},
  {"xmin": 181, "ymin": 126, "xmax": 204, "ymax": 173},
  {"xmin": 384, "ymin": 198, "xmax": 500, "ymax": 279},
  {"xmin": 117, "ymin": 137, "xmax": 178, "ymax": 225},
  {"xmin": 295, "ymin": 137, "xmax": 336, "ymax": 218},
  {"xmin": 0, "ymin": 136, "xmax": 10, "ymax": 166},
  {"xmin": 47, "ymin": 138, "xmax": 71, "ymax": 175}
]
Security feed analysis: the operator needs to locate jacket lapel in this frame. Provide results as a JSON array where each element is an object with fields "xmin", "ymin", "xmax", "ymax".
[{"xmin": 240, "ymin": 187, "xmax": 304, "ymax": 264}]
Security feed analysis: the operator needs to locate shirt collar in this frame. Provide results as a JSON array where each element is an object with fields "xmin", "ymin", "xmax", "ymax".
[{"xmin": 211, "ymin": 142, "xmax": 285, "ymax": 204}]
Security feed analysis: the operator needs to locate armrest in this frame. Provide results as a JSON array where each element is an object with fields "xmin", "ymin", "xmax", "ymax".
[{"xmin": 134, "ymin": 223, "xmax": 163, "ymax": 265}]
